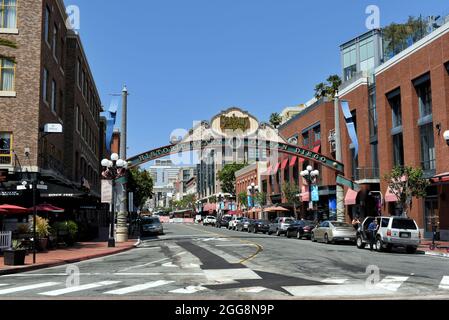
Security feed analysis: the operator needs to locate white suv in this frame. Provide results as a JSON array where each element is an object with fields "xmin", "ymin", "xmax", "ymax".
[
  {"xmin": 228, "ymin": 216, "xmax": 244, "ymax": 230},
  {"xmin": 203, "ymin": 216, "xmax": 217, "ymax": 226},
  {"xmin": 356, "ymin": 216, "xmax": 421, "ymax": 253}
]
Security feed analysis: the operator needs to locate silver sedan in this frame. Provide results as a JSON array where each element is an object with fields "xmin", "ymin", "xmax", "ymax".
[{"xmin": 311, "ymin": 221, "xmax": 356, "ymax": 244}]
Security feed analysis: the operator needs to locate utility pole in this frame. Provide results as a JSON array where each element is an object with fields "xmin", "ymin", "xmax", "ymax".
[
  {"xmin": 334, "ymin": 93, "xmax": 345, "ymax": 222},
  {"xmin": 116, "ymin": 85, "xmax": 129, "ymax": 242}
]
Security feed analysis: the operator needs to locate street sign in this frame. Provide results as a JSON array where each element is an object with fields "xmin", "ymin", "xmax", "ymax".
[
  {"xmin": 336, "ymin": 175, "xmax": 360, "ymax": 192},
  {"xmin": 17, "ymin": 185, "xmax": 27, "ymax": 191},
  {"xmin": 43, "ymin": 123, "xmax": 63, "ymax": 133},
  {"xmin": 36, "ymin": 184, "xmax": 48, "ymax": 190},
  {"xmin": 101, "ymin": 180, "xmax": 112, "ymax": 203}
]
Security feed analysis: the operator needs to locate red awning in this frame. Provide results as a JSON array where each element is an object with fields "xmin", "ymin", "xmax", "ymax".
[
  {"xmin": 431, "ymin": 172, "xmax": 449, "ymax": 184},
  {"xmin": 313, "ymin": 145, "xmax": 321, "ymax": 153},
  {"xmin": 280, "ymin": 158, "xmax": 289, "ymax": 170},
  {"xmin": 272, "ymin": 162, "xmax": 281, "ymax": 175},
  {"xmin": 265, "ymin": 165, "xmax": 272, "ymax": 176},
  {"xmin": 385, "ymin": 188, "xmax": 399, "ymax": 203},
  {"xmin": 344, "ymin": 189, "xmax": 359, "ymax": 206},
  {"xmin": 29, "ymin": 203, "xmax": 65, "ymax": 213},
  {"xmin": 0, "ymin": 204, "xmax": 29, "ymax": 214},
  {"xmin": 203, "ymin": 203, "xmax": 217, "ymax": 212},
  {"xmin": 289, "ymin": 156, "xmax": 297, "ymax": 167},
  {"xmin": 299, "ymin": 157, "xmax": 305, "ymax": 164}
]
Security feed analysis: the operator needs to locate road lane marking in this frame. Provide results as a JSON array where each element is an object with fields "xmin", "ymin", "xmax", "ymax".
[
  {"xmin": 169, "ymin": 286, "xmax": 207, "ymax": 294},
  {"xmin": 105, "ymin": 280, "xmax": 174, "ymax": 295},
  {"xmin": 215, "ymin": 244, "xmax": 256, "ymax": 247},
  {"xmin": 0, "ymin": 282, "xmax": 60, "ymax": 295},
  {"xmin": 375, "ymin": 276, "xmax": 409, "ymax": 292},
  {"xmin": 283, "ymin": 284, "xmax": 394, "ymax": 297},
  {"xmin": 439, "ymin": 276, "xmax": 449, "ymax": 290},
  {"xmin": 236, "ymin": 287, "xmax": 267, "ymax": 293},
  {"xmin": 118, "ymin": 251, "xmax": 187, "ymax": 272},
  {"xmin": 162, "ymin": 262, "xmax": 179, "ymax": 268},
  {"xmin": 114, "ymin": 273, "xmax": 203, "ymax": 276},
  {"xmin": 39, "ymin": 281, "xmax": 121, "ymax": 296},
  {"xmin": 321, "ymin": 278, "xmax": 349, "ymax": 284},
  {"xmin": 0, "ymin": 284, "xmax": 9, "ymax": 287},
  {"xmin": 203, "ymin": 268, "xmax": 261, "ymax": 282}
]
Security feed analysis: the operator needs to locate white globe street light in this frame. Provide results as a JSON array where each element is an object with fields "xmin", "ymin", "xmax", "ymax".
[{"xmin": 111, "ymin": 153, "xmax": 119, "ymax": 161}]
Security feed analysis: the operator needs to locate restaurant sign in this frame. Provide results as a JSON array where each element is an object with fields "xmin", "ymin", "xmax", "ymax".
[{"xmin": 220, "ymin": 115, "xmax": 251, "ymax": 132}]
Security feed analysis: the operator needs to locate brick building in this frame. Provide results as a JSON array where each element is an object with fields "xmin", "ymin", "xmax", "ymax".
[{"xmin": 0, "ymin": 0, "xmax": 106, "ymax": 231}]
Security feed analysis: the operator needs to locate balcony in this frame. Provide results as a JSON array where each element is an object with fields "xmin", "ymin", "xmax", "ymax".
[{"xmin": 354, "ymin": 167, "xmax": 380, "ymax": 184}]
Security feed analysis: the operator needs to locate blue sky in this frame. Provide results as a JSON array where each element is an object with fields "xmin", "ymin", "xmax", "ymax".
[{"xmin": 65, "ymin": 0, "xmax": 448, "ymax": 160}]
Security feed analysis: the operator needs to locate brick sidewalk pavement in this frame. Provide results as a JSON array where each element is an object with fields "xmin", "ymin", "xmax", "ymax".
[{"xmin": 0, "ymin": 240, "xmax": 136, "ymax": 275}]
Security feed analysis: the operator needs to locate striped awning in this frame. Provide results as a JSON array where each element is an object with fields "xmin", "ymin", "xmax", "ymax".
[
  {"xmin": 280, "ymin": 158, "xmax": 289, "ymax": 170},
  {"xmin": 289, "ymin": 156, "xmax": 297, "ymax": 167}
]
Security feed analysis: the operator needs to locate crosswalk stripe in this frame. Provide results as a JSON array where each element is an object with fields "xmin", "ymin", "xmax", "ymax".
[
  {"xmin": 439, "ymin": 276, "xmax": 449, "ymax": 290},
  {"xmin": 0, "ymin": 284, "xmax": 9, "ymax": 287},
  {"xmin": 321, "ymin": 278, "xmax": 349, "ymax": 284},
  {"xmin": 375, "ymin": 276, "xmax": 409, "ymax": 292},
  {"xmin": 0, "ymin": 282, "xmax": 60, "ymax": 295},
  {"xmin": 283, "ymin": 284, "xmax": 394, "ymax": 297},
  {"xmin": 104, "ymin": 280, "xmax": 174, "ymax": 295},
  {"xmin": 236, "ymin": 287, "xmax": 267, "ymax": 293},
  {"xmin": 203, "ymin": 268, "xmax": 261, "ymax": 282},
  {"xmin": 39, "ymin": 281, "xmax": 120, "ymax": 296},
  {"xmin": 169, "ymin": 286, "xmax": 207, "ymax": 294}
]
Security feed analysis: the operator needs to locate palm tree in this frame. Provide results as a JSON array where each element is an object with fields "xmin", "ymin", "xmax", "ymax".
[
  {"xmin": 269, "ymin": 113, "xmax": 282, "ymax": 129},
  {"xmin": 314, "ymin": 82, "xmax": 327, "ymax": 100},
  {"xmin": 326, "ymin": 75, "xmax": 342, "ymax": 98}
]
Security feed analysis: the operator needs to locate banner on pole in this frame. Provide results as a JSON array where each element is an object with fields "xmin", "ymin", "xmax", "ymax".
[{"xmin": 101, "ymin": 180, "xmax": 112, "ymax": 203}]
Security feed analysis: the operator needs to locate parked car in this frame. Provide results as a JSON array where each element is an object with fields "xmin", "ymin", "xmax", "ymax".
[
  {"xmin": 203, "ymin": 216, "xmax": 217, "ymax": 226},
  {"xmin": 228, "ymin": 216, "xmax": 244, "ymax": 230},
  {"xmin": 140, "ymin": 216, "xmax": 164, "ymax": 236},
  {"xmin": 356, "ymin": 216, "xmax": 420, "ymax": 253},
  {"xmin": 311, "ymin": 221, "xmax": 356, "ymax": 244},
  {"xmin": 286, "ymin": 220, "xmax": 316, "ymax": 239},
  {"xmin": 268, "ymin": 217, "xmax": 295, "ymax": 236},
  {"xmin": 236, "ymin": 218, "xmax": 253, "ymax": 232},
  {"xmin": 248, "ymin": 219, "xmax": 270, "ymax": 234},
  {"xmin": 215, "ymin": 215, "xmax": 232, "ymax": 229}
]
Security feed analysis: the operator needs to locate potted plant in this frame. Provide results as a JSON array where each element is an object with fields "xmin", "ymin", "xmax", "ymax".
[
  {"xmin": 36, "ymin": 216, "xmax": 51, "ymax": 251},
  {"xmin": 3, "ymin": 240, "xmax": 26, "ymax": 266},
  {"xmin": 66, "ymin": 221, "xmax": 78, "ymax": 246},
  {"xmin": 16, "ymin": 223, "xmax": 31, "ymax": 238}
]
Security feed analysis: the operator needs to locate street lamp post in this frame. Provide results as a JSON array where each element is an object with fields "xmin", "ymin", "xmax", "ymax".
[
  {"xmin": 301, "ymin": 166, "xmax": 320, "ymax": 221},
  {"xmin": 101, "ymin": 153, "xmax": 128, "ymax": 247}
]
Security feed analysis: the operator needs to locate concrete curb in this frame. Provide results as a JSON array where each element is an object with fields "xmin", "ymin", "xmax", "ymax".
[
  {"xmin": 0, "ymin": 245, "xmax": 135, "ymax": 276},
  {"xmin": 422, "ymin": 251, "xmax": 449, "ymax": 258}
]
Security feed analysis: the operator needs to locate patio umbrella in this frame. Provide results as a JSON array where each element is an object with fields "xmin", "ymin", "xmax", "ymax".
[
  {"xmin": 264, "ymin": 206, "xmax": 289, "ymax": 212},
  {"xmin": 28, "ymin": 203, "xmax": 65, "ymax": 213},
  {"xmin": 0, "ymin": 204, "xmax": 29, "ymax": 214}
]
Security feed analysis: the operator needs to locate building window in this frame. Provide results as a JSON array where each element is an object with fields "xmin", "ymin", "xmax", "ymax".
[
  {"xmin": 52, "ymin": 24, "xmax": 58, "ymax": 59},
  {"xmin": 0, "ymin": 58, "xmax": 15, "ymax": 91},
  {"xmin": 343, "ymin": 44, "xmax": 357, "ymax": 81},
  {"xmin": 75, "ymin": 105, "xmax": 79, "ymax": 132},
  {"xmin": 420, "ymin": 123, "xmax": 436, "ymax": 174},
  {"xmin": 42, "ymin": 68, "xmax": 48, "ymax": 102},
  {"xmin": 416, "ymin": 80, "xmax": 432, "ymax": 118},
  {"xmin": 50, "ymin": 80, "xmax": 56, "ymax": 112},
  {"xmin": 350, "ymin": 148, "xmax": 358, "ymax": 180},
  {"xmin": 389, "ymin": 94, "xmax": 402, "ymax": 128},
  {"xmin": 77, "ymin": 59, "xmax": 82, "ymax": 88},
  {"xmin": 313, "ymin": 125, "xmax": 321, "ymax": 143},
  {"xmin": 368, "ymin": 87, "xmax": 377, "ymax": 138},
  {"xmin": 392, "ymin": 133, "xmax": 404, "ymax": 167},
  {"xmin": 371, "ymin": 142, "xmax": 379, "ymax": 172},
  {"xmin": 1, "ymin": 0, "xmax": 17, "ymax": 29},
  {"xmin": 44, "ymin": 5, "xmax": 51, "ymax": 44},
  {"xmin": 302, "ymin": 131, "xmax": 309, "ymax": 148},
  {"xmin": 0, "ymin": 132, "xmax": 12, "ymax": 165},
  {"xmin": 359, "ymin": 37, "xmax": 375, "ymax": 75}
]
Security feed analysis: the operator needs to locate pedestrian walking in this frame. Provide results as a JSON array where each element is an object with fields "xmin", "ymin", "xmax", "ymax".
[
  {"xmin": 352, "ymin": 216, "xmax": 361, "ymax": 231},
  {"xmin": 368, "ymin": 219, "xmax": 379, "ymax": 251}
]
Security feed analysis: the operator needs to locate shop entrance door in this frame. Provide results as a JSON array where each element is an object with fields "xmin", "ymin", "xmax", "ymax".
[{"xmin": 424, "ymin": 197, "xmax": 439, "ymax": 239}]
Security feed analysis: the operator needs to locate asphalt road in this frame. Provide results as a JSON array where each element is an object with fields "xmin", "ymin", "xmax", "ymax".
[{"xmin": 0, "ymin": 223, "xmax": 448, "ymax": 300}]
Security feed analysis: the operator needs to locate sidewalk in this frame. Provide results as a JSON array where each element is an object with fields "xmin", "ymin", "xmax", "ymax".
[
  {"xmin": 418, "ymin": 240, "xmax": 449, "ymax": 258},
  {"xmin": 0, "ymin": 240, "xmax": 136, "ymax": 275}
]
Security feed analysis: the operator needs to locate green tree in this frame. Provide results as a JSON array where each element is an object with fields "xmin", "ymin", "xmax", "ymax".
[
  {"xmin": 269, "ymin": 113, "xmax": 282, "ymax": 129},
  {"xmin": 384, "ymin": 166, "xmax": 430, "ymax": 217},
  {"xmin": 238, "ymin": 191, "xmax": 248, "ymax": 209},
  {"xmin": 127, "ymin": 167, "xmax": 154, "ymax": 210},
  {"xmin": 217, "ymin": 163, "xmax": 247, "ymax": 195},
  {"xmin": 282, "ymin": 182, "xmax": 300, "ymax": 220},
  {"xmin": 314, "ymin": 75, "xmax": 342, "ymax": 100},
  {"xmin": 182, "ymin": 194, "xmax": 197, "ymax": 212},
  {"xmin": 254, "ymin": 191, "xmax": 267, "ymax": 207},
  {"xmin": 383, "ymin": 16, "xmax": 428, "ymax": 57}
]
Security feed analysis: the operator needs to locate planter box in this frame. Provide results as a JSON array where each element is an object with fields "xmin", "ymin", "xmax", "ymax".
[{"xmin": 3, "ymin": 249, "xmax": 26, "ymax": 266}]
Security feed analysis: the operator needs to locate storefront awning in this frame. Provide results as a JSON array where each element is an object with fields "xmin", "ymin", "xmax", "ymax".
[
  {"xmin": 385, "ymin": 187, "xmax": 399, "ymax": 203},
  {"xmin": 289, "ymin": 156, "xmax": 297, "ymax": 167},
  {"xmin": 431, "ymin": 172, "xmax": 449, "ymax": 184},
  {"xmin": 344, "ymin": 189, "xmax": 359, "ymax": 206},
  {"xmin": 272, "ymin": 162, "xmax": 281, "ymax": 175},
  {"xmin": 299, "ymin": 157, "xmax": 305, "ymax": 164},
  {"xmin": 203, "ymin": 203, "xmax": 216, "ymax": 212},
  {"xmin": 313, "ymin": 145, "xmax": 321, "ymax": 153},
  {"xmin": 280, "ymin": 158, "xmax": 289, "ymax": 171}
]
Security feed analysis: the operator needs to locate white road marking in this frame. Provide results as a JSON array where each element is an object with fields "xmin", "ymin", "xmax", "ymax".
[
  {"xmin": 114, "ymin": 273, "xmax": 203, "ymax": 276},
  {"xmin": 0, "ymin": 282, "xmax": 60, "ymax": 295},
  {"xmin": 39, "ymin": 281, "xmax": 121, "ymax": 296},
  {"xmin": 169, "ymin": 286, "xmax": 207, "ymax": 294},
  {"xmin": 0, "ymin": 284, "xmax": 9, "ymax": 287},
  {"xmin": 215, "ymin": 244, "xmax": 256, "ymax": 247},
  {"xmin": 375, "ymin": 276, "xmax": 409, "ymax": 292},
  {"xmin": 321, "ymin": 278, "xmax": 349, "ymax": 284},
  {"xmin": 105, "ymin": 280, "xmax": 174, "ymax": 295},
  {"xmin": 203, "ymin": 268, "xmax": 261, "ymax": 282},
  {"xmin": 181, "ymin": 263, "xmax": 200, "ymax": 268},
  {"xmin": 236, "ymin": 287, "xmax": 267, "ymax": 293},
  {"xmin": 162, "ymin": 262, "xmax": 179, "ymax": 268},
  {"xmin": 283, "ymin": 284, "xmax": 395, "ymax": 297},
  {"xmin": 118, "ymin": 252, "xmax": 187, "ymax": 272},
  {"xmin": 439, "ymin": 276, "xmax": 449, "ymax": 290}
]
